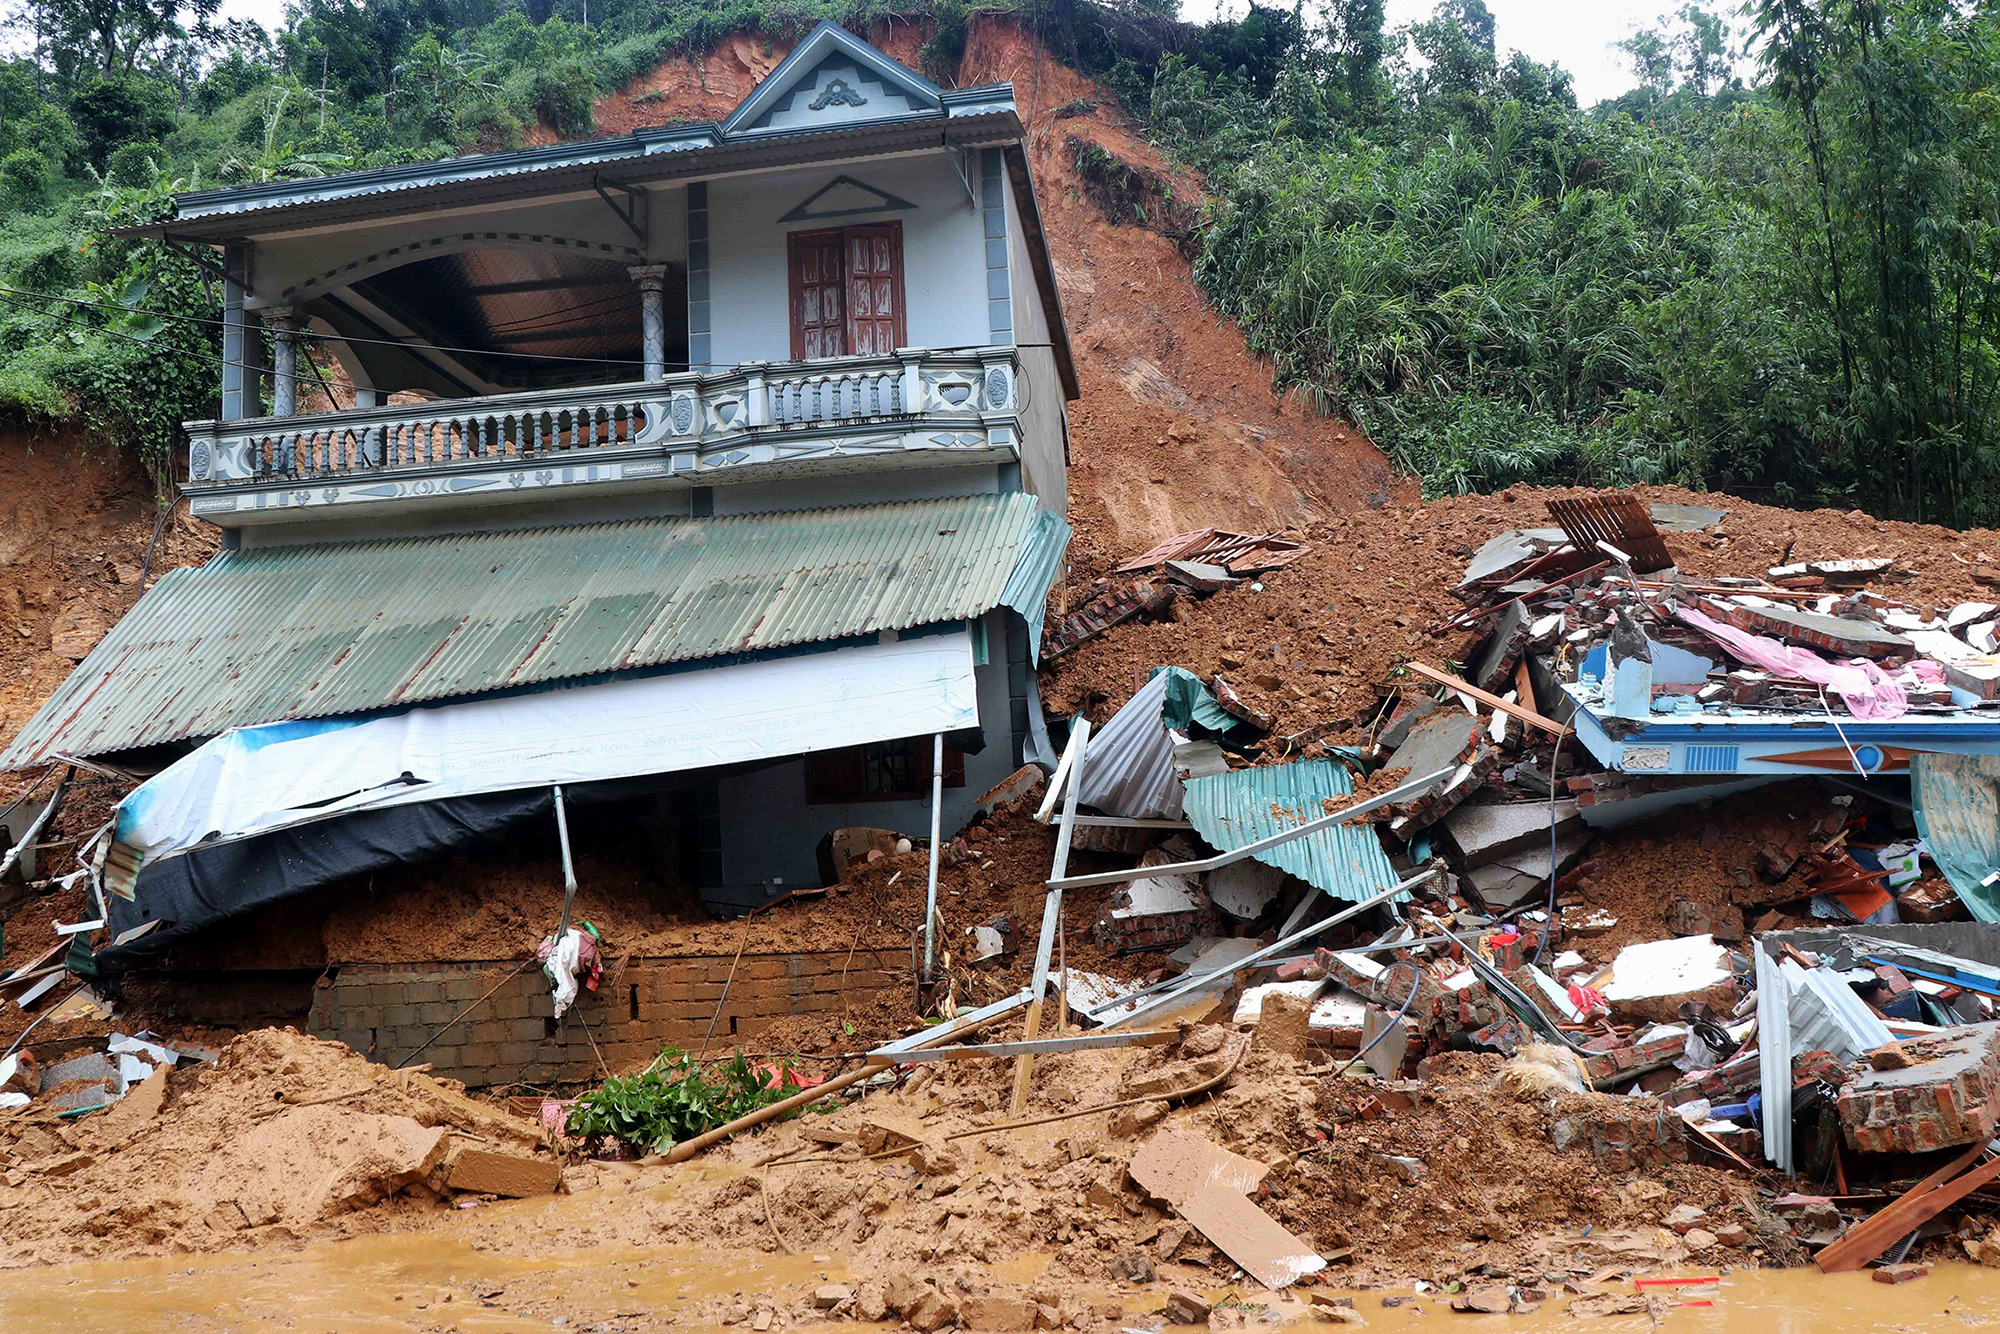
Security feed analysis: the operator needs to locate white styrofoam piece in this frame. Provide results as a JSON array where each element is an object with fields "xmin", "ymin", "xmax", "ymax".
[{"xmin": 1600, "ymin": 934, "xmax": 1730, "ymax": 1003}]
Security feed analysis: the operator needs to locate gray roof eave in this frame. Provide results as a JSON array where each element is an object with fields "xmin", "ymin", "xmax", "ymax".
[{"xmin": 112, "ymin": 106, "xmax": 1022, "ymax": 242}]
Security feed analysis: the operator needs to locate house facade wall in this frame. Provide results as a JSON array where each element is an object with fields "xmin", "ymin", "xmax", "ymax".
[
  {"xmin": 1004, "ymin": 169, "xmax": 1070, "ymax": 517},
  {"xmin": 704, "ymin": 156, "xmax": 992, "ymax": 368},
  {"xmin": 714, "ymin": 609, "xmax": 1020, "ymax": 893}
]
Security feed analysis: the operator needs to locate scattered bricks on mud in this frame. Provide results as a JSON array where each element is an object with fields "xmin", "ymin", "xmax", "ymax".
[
  {"xmin": 1579, "ymin": 1027, "xmax": 1689, "ymax": 1089},
  {"xmin": 1874, "ymin": 1264, "xmax": 1929, "ymax": 1284}
]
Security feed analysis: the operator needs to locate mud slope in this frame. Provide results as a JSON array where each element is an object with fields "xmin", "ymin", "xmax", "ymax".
[
  {"xmin": 0, "ymin": 428, "xmax": 218, "ymax": 766},
  {"xmin": 580, "ymin": 17, "xmax": 1402, "ymax": 563}
]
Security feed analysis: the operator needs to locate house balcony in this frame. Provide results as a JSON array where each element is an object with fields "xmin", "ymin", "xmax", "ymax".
[{"xmin": 181, "ymin": 346, "xmax": 1023, "ymax": 526}]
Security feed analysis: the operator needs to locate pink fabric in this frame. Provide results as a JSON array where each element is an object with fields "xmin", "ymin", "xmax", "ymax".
[{"xmin": 1675, "ymin": 606, "xmax": 1909, "ymax": 720}]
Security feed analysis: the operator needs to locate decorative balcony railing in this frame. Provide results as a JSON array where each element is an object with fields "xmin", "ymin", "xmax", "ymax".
[{"xmin": 182, "ymin": 347, "xmax": 1021, "ymax": 517}]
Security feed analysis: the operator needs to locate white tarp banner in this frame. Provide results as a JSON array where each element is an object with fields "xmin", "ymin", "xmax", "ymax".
[{"xmin": 113, "ymin": 632, "xmax": 978, "ymax": 879}]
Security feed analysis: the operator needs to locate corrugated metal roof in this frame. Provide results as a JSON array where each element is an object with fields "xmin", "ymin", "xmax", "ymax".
[
  {"xmin": 1077, "ymin": 671, "xmax": 1181, "ymax": 819},
  {"xmin": 1, "ymin": 493, "xmax": 1068, "ymax": 769},
  {"xmin": 1181, "ymin": 760, "xmax": 1404, "ymax": 904}
]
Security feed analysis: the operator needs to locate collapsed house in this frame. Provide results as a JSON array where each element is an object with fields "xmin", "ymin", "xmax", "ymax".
[{"xmin": 0, "ymin": 23, "xmax": 1079, "ymax": 1077}]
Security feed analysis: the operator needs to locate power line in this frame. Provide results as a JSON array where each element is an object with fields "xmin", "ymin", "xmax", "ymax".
[
  {"xmin": 0, "ymin": 288, "xmax": 367, "ymax": 393},
  {"xmin": 0, "ymin": 284, "xmax": 1059, "ymax": 367},
  {"xmin": 0, "ymin": 285, "xmax": 647, "ymax": 367}
]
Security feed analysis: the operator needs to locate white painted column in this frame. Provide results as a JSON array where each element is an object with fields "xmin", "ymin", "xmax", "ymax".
[
  {"xmin": 269, "ymin": 307, "xmax": 301, "ymax": 418},
  {"xmin": 629, "ymin": 264, "xmax": 669, "ymax": 382},
  {"xmin": 220, "ymin": 245, "xmax": 249, "ymax": 420}
]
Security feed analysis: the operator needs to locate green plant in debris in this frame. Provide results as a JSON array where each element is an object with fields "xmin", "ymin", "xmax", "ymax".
[{"xmin": 565, "ymin": 1047, "xmax": 799, "ymax": 1153}]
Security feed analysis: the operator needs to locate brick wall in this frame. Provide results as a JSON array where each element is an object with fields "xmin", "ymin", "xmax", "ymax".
[{"xmin": 306, "ymin": 947, "xmax": 907, "ymax": 1087}]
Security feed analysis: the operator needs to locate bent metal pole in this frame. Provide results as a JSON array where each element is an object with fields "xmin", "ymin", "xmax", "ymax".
[{"xmin": 923, "ymin": 732, "xmax": 944, "ymax": 979}]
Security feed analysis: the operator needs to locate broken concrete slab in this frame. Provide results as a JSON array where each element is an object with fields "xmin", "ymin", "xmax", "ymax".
[
  {"xmin": 1599, "ymin": 935, "xmax": 1735, "ymax": 1021},
  {"xmin": 1208, "ymin": 857, "xmax": 1289, "ymax": 919},
  {"xmin": 1465, "ymin": 830, "xmax": 1590, "ymax": 908},
  {"xmin": 1441, "ymin": 799, "xmax": 1584, "ymax": 868},
  {"xmin": 1233, "ymin": 979, "xmax": 1325, "ymax": 1025},
  {"xmin": 1472, "ymin": 599, "xmax": 1533, "ymax": 692},
  {"xmin": 1705, "ymin": 599, "xmax": 1914, "ymax": 659},
  {"xmin": 1838, "ymin": 1021, "xmax": 2000, "ymax": 1154}
]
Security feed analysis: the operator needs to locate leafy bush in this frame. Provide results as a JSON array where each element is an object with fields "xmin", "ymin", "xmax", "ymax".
[{"xmin": 565, "ymin": 1049, "xmax": 802, "ymax": 1153}]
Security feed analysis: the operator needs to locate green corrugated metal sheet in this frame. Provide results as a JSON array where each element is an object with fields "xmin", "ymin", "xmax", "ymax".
[
  {"xmin": 1913, "ymin": 752, "xmax": 2000, "ymax": 922},
  {"xmin": 1181, "ymin": 760, "xmax": 1404, "ymax": 904},
  {"xmin": 1, "ymin": 493, "xmax": 1069, "ymax": 769}
]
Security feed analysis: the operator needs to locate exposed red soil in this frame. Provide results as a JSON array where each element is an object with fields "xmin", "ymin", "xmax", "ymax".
[
  {"xmin": 0, "ymin": 426, "xmax": 218, "ymax": 765},
  {"xmin": 1042, "ymin": 481, "xmax": 2000, "ymax": 749}
]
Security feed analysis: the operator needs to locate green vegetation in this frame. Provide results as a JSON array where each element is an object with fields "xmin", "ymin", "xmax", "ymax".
[
  {"xmin": 1117, "ymin": 0, "xmax": 2000, "ymax": 524},
  {"xmin": 0, "ymin": 0, "xmax": 1997, "ymax": 524},
  {"xmin": 564, "ymin": 1048, "xmax": 800, "ymax": 1152}
]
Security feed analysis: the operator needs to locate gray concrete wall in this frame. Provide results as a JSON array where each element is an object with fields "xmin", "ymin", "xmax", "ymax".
[{"xmin": 1006, "ymin": 176, "xmax": 1069, "ymax": 517}]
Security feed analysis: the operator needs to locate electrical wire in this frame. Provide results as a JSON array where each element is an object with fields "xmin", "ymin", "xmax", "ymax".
[
  {"xmin": 1332, "ymin": 958, "xmax": 1422, "ymax": 1080},
  {"xmin": 0, "ymin": 767, "xmax": 58, "ymax": 827},
  {"xmin": 0, "ymin": 285, "xmax": 1059, "ymax": 370}
]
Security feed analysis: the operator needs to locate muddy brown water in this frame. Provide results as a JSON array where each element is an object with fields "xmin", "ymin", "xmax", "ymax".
[{"xmin": 6, "ymin": 1207, "xmax": 2000, "ymax": 1334}]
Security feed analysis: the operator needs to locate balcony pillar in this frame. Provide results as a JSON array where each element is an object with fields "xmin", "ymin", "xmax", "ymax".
[
  {"xmin": 629, "ymin": 264, "xmax": 670, "ymax": 382},
  {"xmin": 898, "ymin": 347, "xmax": 926, "ymax": 415},
  {"xmin": 743, "ymin": 361, "xmax": 770, "ymax": 428},
  {"xmin": 220, "ymin": 244, "xmax": 249, "ymax": 421},
  {"xmin": 354, "ymin": 387, "xmax": 379, "ymax": 409},
  {"xmin": 269, "ymin": 307, "xmax": 302, "ymax": 418}
]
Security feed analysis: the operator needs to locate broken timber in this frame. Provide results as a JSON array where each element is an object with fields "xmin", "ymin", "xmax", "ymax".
[
  {"xmin": 1815, "ymin": 1139, "xmax": 2000, "ymax": 1273},
  {"xmin": 1401, "ymin": 663, "xmax": 1569, "ymax": 739},
  {"xmin": 664, "ymin": 987, "xmax": 1034, "ymax": 1163}
]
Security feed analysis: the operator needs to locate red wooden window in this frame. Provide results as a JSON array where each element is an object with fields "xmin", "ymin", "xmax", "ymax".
[{"xmin": 787, "ymin": 222, "xmax": 906, "ymax": 360}]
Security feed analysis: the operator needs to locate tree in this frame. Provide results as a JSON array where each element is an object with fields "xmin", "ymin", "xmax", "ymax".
[{"xmin": 20, "ymin": 0, "xmax": 220, "ymax": 83}]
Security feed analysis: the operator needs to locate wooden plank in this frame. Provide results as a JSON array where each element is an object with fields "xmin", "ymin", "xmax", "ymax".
[
  {"xmin": 1816, "ymin": 1141, "xmax": 1999, "ymax": 1273},
  {"xmin": 1130, "ymin": 1126, "xmax": 1269, "ymax": 1203},
  {"xmin": 1403, "ymin": 661, "xmax": 1569, "ymax": 739},
  {"xmin": 1180, "ymin": 1182, "xmax": 1325, "ymax": 1290}
]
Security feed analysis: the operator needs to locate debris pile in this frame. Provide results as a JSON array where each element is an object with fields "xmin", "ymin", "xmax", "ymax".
[{"xmin": 0, "ymin": 1028, "xmax": 556, "ymax": 1265}]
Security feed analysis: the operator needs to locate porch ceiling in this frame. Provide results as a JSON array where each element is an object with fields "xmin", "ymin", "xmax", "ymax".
[{"xmin": 0, "ymin": 493, "xmax": 1070, "ymax": 769}]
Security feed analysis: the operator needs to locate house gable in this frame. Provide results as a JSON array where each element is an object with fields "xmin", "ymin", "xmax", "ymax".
[
  {"xmin": 778, "ymin": 174, "xmax": 918, "ymax": 222},
  {"xmin": 722, "ymin": 21, "xmax": 944, "ymax": 139}
]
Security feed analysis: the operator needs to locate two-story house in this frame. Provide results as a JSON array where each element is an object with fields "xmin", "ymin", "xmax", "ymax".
[{"xmin": 1, "ymin": 23, "xmax": 1076, "ymax": 968}]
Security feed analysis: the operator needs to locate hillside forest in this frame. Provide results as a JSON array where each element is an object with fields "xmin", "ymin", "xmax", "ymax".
[{"xmin": 1, "ymin": 0, "xmax": 1997, "ymax": 526}]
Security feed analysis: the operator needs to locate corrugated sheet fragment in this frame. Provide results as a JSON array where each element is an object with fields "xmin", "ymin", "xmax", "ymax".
[
  {"xmin": 1181, "ymin": 760, "xmax": 1403, "ymax": 903},
  {"xmin": 1, "ymin": 493, "xmax": 1069, "ymax": 768},
  {"xmin": 1077, "ymin": 672, "xmax": 1180, "ymax": 819},
  {"xmin": 1913, "ymin": 752, "xmax": 2000, "ymax": 921}
]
